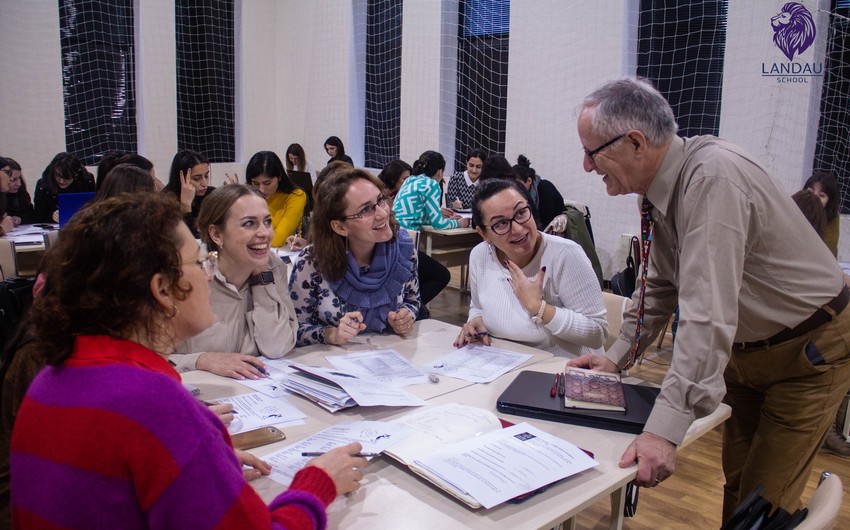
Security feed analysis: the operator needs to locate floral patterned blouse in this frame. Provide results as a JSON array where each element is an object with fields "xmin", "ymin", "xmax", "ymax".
[{"xmin": 288, "ymin": 231, "xmax": 420, "ymax": 345}]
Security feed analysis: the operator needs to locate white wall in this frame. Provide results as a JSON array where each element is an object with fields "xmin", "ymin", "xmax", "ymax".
[{"xmin": 1, "ymin": 0, "xmax": 846, "ymax": 265}]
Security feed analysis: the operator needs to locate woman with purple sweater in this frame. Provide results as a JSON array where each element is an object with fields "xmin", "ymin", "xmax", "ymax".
[{"xmin": 9, "ymin": 192, "xmax": 367, "ymax": 529}]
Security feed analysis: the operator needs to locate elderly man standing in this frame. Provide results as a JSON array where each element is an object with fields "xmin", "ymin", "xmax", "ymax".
[{"xmin": 569, "ymin": 77, "xmax": 850, "ymax": 521}]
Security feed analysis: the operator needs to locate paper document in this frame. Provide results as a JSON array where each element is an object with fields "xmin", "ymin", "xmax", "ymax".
[
  {"xmin": 327, "ymin": 349, "xmax": 429, "ymax": 387},
  {"xmin": 264, "ymin": 421, "xmax": 412, "ymax": 486},
  {"xmin": 413, "ymin": 422, "xmax": 597, "ymax": 509},
  {"xmin": 238, "ymin": 359, "xmax": 294, "ymax": 398},
  {"xmin": 429, "ymin": 344, "xmax": 532, "ymax": 383},
  {"xmin": 213, "ymin": 392, "xmax": 306, "ymax": 434}
]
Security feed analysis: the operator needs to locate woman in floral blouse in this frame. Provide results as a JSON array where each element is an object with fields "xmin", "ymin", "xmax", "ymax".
[{"xmin": 288, "ymin": 167, "xmax": 420, "ymax": 346}]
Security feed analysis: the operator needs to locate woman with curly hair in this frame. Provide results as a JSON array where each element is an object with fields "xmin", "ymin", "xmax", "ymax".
[{"xmin": 8, "ymin": 192, "xmax": 367, "ymax": 529}]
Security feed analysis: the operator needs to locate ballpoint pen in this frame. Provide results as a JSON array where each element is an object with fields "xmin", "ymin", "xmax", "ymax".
[
  {"xmin": 550, "ymin": 373, "xmax": 559, "ymax": 398},
  {"xmin": 289, "ymin": 228, "xmax": 300, "ymax": 251},
  {"xmin": 301, "ymin": 452, "xmax": 380, "ymax": 457}
]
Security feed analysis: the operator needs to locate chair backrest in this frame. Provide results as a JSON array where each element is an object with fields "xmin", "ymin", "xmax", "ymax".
[
  {"xmin": 0, "ymin": 239, "xmax": 18, "ymax": 280},
  {"xmin": 43, "ymin": 230, "xmax": 60, "ymax": 249},
  {"xmin": 797, "ymin": 472, "xmax": 843, "ymax": 530},
  {"xmin": 602, "ymin": 291, "xmax": 630, "ymax": 350},
  {"xmin": 405, "ymin": 228, "xmax": 421, "ymax": 251}
]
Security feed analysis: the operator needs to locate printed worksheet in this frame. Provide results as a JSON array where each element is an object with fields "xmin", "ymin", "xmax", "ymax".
[
  {"xmin": 264, "ymin": 421, "xmax": 412, "ymax": 486},
  {"xmin": 429, "ymin": 344, "xmax": 532, "ymax": 383},
  {"xmin": 214, "ymin": 392, "xmax": 306, "ymax": 434},
  {"xmin": 238, "ymin": 360, "xmax": 294, "ymax": 398},
  {"xmin": 327, "ymin": 349, "xmax": 429, "ymax": 387},
  {"xmin": 413, "ymin": 423, "xmax": 597, "ymax": 509}
]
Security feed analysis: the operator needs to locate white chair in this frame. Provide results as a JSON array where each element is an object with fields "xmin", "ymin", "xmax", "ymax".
[
  {"xmin": 602, "ymin": 291, "xmax": 630, "ymax": 350},
  {"xmin": 796, "ymin": 472, "xmax": 843, "ymax": 530},
  {"xmin": 0, "ymin": 239, "xmax": 18, "ymax": 280}
]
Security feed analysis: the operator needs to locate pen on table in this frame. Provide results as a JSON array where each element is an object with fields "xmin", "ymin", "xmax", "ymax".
[
  {"xmin": 558, "ymin": 371, "xmax": 565, "ymax": 397},
  {"xmin": 550, "ymin": 373, "xmax": 559, "ymax": 398},
  {"xmin": 301, "ymin": 452, "xmax": 381, "ymax": 458}
]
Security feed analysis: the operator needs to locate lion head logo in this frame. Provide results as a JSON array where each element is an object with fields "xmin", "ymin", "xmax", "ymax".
[{"xmin": 771, "ymin": 2, "xmax": 816, "ymax": 61}]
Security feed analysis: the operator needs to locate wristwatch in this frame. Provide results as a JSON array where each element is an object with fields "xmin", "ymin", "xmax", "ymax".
[
  {"xmin": 531, "ymin": 300, "xmax": 547, "ymax": 324},
  {"xmin": 249, "ymin": 270, "xmax": 274, "ymax": 286}
]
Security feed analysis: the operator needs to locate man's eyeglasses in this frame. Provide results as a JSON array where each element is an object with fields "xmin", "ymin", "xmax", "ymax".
[
  {"xmin": 584, "ymin": 133, "xmax": 626, "ymax": 161},
  {"xmin": 340, "ymin": 195, "xmax": 390, "ymax": 220},
  {"xmin": 484, "ymin": 205, "xmax": 533, "ymax": 235}
]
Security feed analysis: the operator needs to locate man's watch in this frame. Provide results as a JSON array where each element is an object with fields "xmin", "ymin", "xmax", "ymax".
[{"xmin": 249, "ymin": 270, "xmax": 274, "ymax": 286}]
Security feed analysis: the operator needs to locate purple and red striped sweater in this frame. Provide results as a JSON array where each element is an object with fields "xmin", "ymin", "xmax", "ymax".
[{"xmin": 11, "ymin": 335, "xmax": 336, "ymax": 529}]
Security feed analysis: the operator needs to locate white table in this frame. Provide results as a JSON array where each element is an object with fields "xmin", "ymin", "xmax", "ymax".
[{"xmin": 182, "ymin": 321, "xmax": 729, "ymax": 530}]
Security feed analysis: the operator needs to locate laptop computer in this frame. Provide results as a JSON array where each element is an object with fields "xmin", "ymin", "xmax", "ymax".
[
  {"xmin": 496, "ymin": 370, "xmax": 660, "ymax": 434},
  {"xmin": 288, "ymin": 171, "xmax": 314, "ymax": 215},
  {"xmin": 58, "ymin": 192, "xmax": 96, "ymax": 228}
]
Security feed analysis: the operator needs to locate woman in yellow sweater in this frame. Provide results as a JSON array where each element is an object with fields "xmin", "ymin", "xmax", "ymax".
[{"xmin": 246, "ymin": 150, "xmax": 307, "ymax": 247}]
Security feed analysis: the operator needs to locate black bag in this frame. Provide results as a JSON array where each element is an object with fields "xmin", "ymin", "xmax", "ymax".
[
  {"xmin": 0, "ymin": 276, "xmax": 36, "ymax": 351},
  {"xmin": 610, "ymin": 236, "xmax": 640, "ymax": 298}
]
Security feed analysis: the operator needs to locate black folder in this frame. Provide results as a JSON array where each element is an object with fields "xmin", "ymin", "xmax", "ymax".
[{"xmin": 496, "ymin": 370, "xmax": 660, "ymax": 434}]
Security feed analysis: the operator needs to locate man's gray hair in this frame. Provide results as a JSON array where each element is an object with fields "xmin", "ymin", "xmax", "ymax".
[{"xmin": 581, "ymin": 78, "xmax": 678, "ymax": 146}]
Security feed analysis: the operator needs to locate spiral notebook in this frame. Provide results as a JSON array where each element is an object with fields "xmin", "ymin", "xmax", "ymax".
[{"xmin": 496, "ymin": 370, "xmax": 660, "ymax": 434}]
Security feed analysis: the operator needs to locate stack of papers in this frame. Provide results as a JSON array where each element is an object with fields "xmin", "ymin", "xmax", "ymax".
[{"xmin": 284, "ymin": 362, "xmax": 427, "ymax": 412}]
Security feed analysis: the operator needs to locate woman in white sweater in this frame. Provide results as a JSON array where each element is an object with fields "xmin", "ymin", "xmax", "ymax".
[{"xmin": 454, "ymin": 178, "xmax": 607, "ymax": 358}]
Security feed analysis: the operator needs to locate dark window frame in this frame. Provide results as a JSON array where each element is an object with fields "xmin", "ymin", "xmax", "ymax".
[
  {"xmin": 59, "ymin": 0, "xmax": 137, "ymax": 166},
  {"xmin": 364, "ymin": 0, "xmax": 403, "ymax": 169},
  {"xmin": 175, "ymin": 0, "xmax": 235, "ymax": 163}
]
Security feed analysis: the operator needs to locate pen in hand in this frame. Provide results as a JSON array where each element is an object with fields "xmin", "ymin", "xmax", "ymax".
[
  {"xmin": 290, "ymin": 228, "xmax": 300, "ymax": 251},
  {"xmin": 301, "ymin": 451, "xmax": 380, "ymax": 458}
]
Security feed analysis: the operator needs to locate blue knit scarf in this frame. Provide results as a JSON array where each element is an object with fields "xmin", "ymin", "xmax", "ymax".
[{"xmin": 330, "ymin": 230, "xmax": 415, "ymax": 333}]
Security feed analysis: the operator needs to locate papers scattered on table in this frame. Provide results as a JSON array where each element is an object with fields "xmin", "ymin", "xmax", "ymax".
[
  {"xmin": 327, "ymin": 349, "xmax": 429, "ymax": 387},
  {"xmin": 212, "ymin": 392, "xmax": 306, "ymax": 434},
  {"xmin": 429, "ymin": 344, "xmax": 532, "ymax": 383},
  {"xmin": 413, "ymin": 422, "xmax": 597, "ymax": 509},
  {"xmin": 264, "ymin": 421, "xmax": 413, "ymax": 486},
  {"xmin": 3, "ymin": 224, "xmax": 56, "ymax": 245},
  {"xmin": 284, "ymin": 363, "xmax": 427, "ymax": 412}
]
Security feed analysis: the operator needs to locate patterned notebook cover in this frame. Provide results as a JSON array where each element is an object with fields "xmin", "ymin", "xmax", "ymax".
[{"xmin": 563, "ymin": 367, "xmax": 626, "ymax": 411}]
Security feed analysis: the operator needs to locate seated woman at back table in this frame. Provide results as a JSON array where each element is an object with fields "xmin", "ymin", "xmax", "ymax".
[
  {"xmin": 323, "ymin": 136, "xmax": 354, "ymax": 166},
  {"xmin": 289, "ymin": 167, "xmax": 419, "ymax": 346},
  {"xmin": 32, "ymin": 152, "xmax": 95, "ymax": 223},
  {"xmin": 246, "ymin": 150, "xmax": 307, "ymax": 248},
  {"xmin": 377, "ymin": 159, "xmax": 412, "ymax": 204},
  {"xmin": 163, "ymin": 149, "xmax": 227, "ymax": 238},
  {"xmin": 171, "ymin": 185, "xmax": 298, "ymax": 380},
  {"xmin": 1, "ymin": 157, "xmax": 34, "ymax": 226},
  {"xmin": 285, "ymin": 143, "xmax": 317, "ymax": 183},
  {"xmin": 9, "ymin": 192, "xmax": 367, "ymax": 529},
  {"xmin": 454, "ymin": 178, "xmax": 607, "ymax": 358},
  {"xmin": 446, "ymin": 149, "xmax": 487, "ymax": 210}
]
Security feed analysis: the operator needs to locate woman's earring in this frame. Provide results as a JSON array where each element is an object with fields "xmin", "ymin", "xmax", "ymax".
[{"xmin": 168, "ymin": 304, "xmax": 179, "ymax": 319}]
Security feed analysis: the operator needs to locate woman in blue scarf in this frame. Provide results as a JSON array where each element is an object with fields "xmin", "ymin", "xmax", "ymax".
[{"xmin": 289, "ymin": 167, "xmax": 420, "ymax": 346}]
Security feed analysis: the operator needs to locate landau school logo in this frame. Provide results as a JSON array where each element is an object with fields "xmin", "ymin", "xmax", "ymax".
[
  {"xmin": 762, "ymin": 2, "xmax": 823, "ymax": 83},
  {"xmin": 771, "ymin": 2, "xmax": 816, "ymax": 60}
]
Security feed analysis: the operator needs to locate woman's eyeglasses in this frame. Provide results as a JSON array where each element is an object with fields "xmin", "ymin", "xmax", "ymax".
[
  {"xmin": 184, "ymin": 244, "xmax": 218, "ymax": 279},
  {"xmin": 340, "ymin": 195, "xmax": 390, "ymax": 221},
  {"xmin": 485, "ymin": 205, "xmax": 533, "ymax": 235}
]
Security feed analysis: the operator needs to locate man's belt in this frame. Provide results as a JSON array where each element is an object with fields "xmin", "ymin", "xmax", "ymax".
[{"xmin": 733, "ymin": 285, "xmax": 849, "ymax": 350}]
